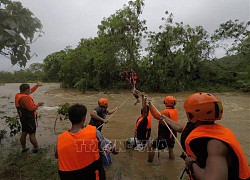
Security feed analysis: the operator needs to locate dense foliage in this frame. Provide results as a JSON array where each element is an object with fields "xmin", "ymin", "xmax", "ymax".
[
  {"xmin": 0, "ymin": 63, "xmax": 44, "ymax": 83},
  {"xmin": 0, "ymin": 115, "xmax": 21, "ymax": 142},
  {"xmin": 0, "ymin": 0, "xmax": 43, "ymax": 67},
  {"xmin": 41, "ymin": 0, "xmax": 249, "ymax": 92},
  {"xmin": 1, "ymin": 0, "xmax": 249, "ymax": 92}
]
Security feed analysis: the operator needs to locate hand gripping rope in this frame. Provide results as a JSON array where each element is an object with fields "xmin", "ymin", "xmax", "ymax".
[
  {"xmin": 96, "ymin": 93, "xmax": 134, "ymax": 130},
  {"xmin": 150, "ymin": 102, "xmax": 188, "ymax": 157},
  {"xmin": 135, "ymin": 88, "xmax": 188, "ymax": 157}
]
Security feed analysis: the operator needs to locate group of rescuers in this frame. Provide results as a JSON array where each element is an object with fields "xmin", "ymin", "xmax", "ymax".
[{"xmin": 15, "ymin": 83, "xmax": 250, "ymax": 180}]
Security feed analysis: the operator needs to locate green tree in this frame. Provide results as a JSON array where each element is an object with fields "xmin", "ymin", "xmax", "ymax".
[
  {"xmin": 212, "ymin": 20, "xmax": 250, "ymax": 56},
  {"xmin": 146, "ymin": 12, "xmax": 211, "ymax": 92},
  {"xmin": 211, "ymin": 20, "xmax": 250, "ymax": 91},
  {"xmin": 29, "ymin": 62, "xmax": 43, "ymax": 73},
  {"xmin": 0, "ymin": 0, "xmax": 43, "ymax": 67},
  {"xmin": 43, "ymin": 51, "xmax": 66, "ymax": 82},
  {"xmin": 95, "ymin": 0, "xmax": 146, "ymax": 88},
  {"xmin": 27, "ymin": 62, "xmax": 44, "ymax": 81},
  {"xmin": 40, "ymin": 1, "xmax": 249, "ymax": 93},
  {"xmin": 57, "ymin": 39, "xmax": 98, "ymax": 90}
]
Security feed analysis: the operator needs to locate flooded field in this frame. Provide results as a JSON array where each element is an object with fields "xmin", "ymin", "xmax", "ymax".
[{"xmin": 0, "ymin": 83, "xmax": 249, "ymax": 180}]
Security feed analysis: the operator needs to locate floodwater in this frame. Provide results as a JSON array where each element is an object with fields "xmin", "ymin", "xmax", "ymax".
[{"xmin": 0, "ymin": 83, "xmax": 249, "ymax": 180}]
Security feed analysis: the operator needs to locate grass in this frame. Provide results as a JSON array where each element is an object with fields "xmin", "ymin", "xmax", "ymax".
[
  {"xmin": 0, "ymin": 146, "xmax": 59, "ymax": 180},
  {"xmin": 0, "ymin": 142, "xmax": 174, "ymax": 180}
]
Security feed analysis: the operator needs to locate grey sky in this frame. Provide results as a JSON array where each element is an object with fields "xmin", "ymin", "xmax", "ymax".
[{"xmin": 1, "ymin": 0, "xmax": 249, "ymax": 71}]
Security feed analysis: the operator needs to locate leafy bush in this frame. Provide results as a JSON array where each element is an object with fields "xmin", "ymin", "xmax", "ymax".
[
  {"xmin": 54, "ymin": 103, "xmax": 71, "ymax": 133},
  {"xmin": 57, "ymin": 103, "xmax": 70, "ymax": 119},
  {"xmin": 0, "ymin": 116, "xmax": 21, "ymax": 142}
]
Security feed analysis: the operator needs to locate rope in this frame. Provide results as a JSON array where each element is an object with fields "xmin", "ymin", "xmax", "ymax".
[
  {"xmin": 150, "ymin": 102, "xmax": 188, "ymax": 156},
  {"xmin": 97, "ymin": 93, "xmax": 133, "ymax": 130},
  {"xmin": 135, "ymin": 88, "xmax": 187, "ymax": 156}
]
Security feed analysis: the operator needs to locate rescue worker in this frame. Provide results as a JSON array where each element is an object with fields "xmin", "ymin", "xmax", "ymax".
[
  {"xmin": 129, "ymin": 69, "xmax": 140, "ymax": 105},
  {"xmin": 134, "ymin": 92, "xmax": 152, "ymax": 150},
  {"xmin": 89, "ymin": 98, "xmax": 118, "ymax": 132},
  {"xmin": 15, "ymin": 83, "xmax": 44, "ymax": 153},
  {"xmin": 123, "ymin": 69, "xmax": 140, "ymax": 105},
  {"xmin": 148, "ymin": 96, "xmax": 178, "ymax": 161},
  {"xmin": 56, "ymin": 104, "xmax": 117, "ymax": 180},
  {"xmin": 132, "ymin": 88, "xmax": 140, "ymax": 106},
  {"xmin": 161, "ymin": 92, "xmax": 250, "ymax": 179}
]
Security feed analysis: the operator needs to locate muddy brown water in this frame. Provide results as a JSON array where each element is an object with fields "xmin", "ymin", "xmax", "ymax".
[{"xmin": 0, "ymin": 83, "xmax": 249, "ymax": 179}]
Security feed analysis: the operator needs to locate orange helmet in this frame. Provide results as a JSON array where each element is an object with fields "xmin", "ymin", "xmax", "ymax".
[
  {"xmin": 98, "ymin": 98, "xmax": 108, "ymax": 107},
  {"xmin": 183, "ymin": 92, "xmax": 223, "ymax": 123},
  {"xmin": 164, "ymin": 96, "xmax": 176, "ymax": 107}
]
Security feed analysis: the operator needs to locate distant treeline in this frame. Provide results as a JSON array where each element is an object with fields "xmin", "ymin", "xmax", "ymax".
[
  {"xmin": 0, "ymin": 63, "xmax": 43, "ymax": 84},
  {"xmin": 0, "ymin": 53, "xmax": 249, "ymax": 92},
  {"xmin": 1, "ymin": 0, "xmax": 249, "ymax": 93}
]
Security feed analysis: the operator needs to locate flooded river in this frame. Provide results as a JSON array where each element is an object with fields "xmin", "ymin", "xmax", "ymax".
[{"xmin": 0, "ymin": 83, "xmax": 249, "ymax": 179}]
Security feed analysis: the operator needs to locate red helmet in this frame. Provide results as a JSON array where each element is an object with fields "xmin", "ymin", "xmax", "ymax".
[
  {"xmin": 164, "ymin": 96, "xmax": 176, "ymax": 107},
  {"xmin": 183, "ymin": 92, "xmax": 223, "ymax": 123},
  {"xmin": 98, "ymin": 98, "xmax": 108, "ymax": 107}
]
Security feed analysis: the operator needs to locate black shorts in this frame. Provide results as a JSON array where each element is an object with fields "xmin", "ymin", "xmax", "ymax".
[
  {"xmin": 152, "ymin": 137, "xmax": 168, "ymax": 150},
  {"xmin": 20, "ymin": 117, "xmax": 36, "ymax": 134},
  {"xmin": 152, "ymin": 135, "xmax": 176, "ymax": 150}
]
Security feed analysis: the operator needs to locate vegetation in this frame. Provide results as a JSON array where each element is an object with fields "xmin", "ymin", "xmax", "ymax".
[
  {"xmin": 0, "ymin": 139, "xmax": 177, "ymax": 180},
  {"xmin": 0, "ymin": 147, "xmax": 59, "ymax": 180},
  {"xmin": 0, "ymin": 115, "xmax": 21, "ymax": 142},
  {"xmin": 0, "ymin": 0, "xmax": 43, "ymax": 67},
  {"xmin": 0, "ymin": 1, "xmax": 248, "ymax": 179},
  {"xmin": 0, "ymin": 62, "xmax": 44, "ymax": 83},
  {"xmin": 54, "ymin": 103, "xmax": 70, "ymax": 132},
  {"xmin": 0, "ymin": 0, "xmax": 249, "ymax": 93},
  {"xmin": 40, "ymin": 2, "xmax": 249, "ymax": 93}
]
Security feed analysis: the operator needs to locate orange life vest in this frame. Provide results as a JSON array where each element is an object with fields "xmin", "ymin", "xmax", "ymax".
[
  {"xmin": 134, "ymin": 112, "xmax": 152, "ymax": 140},
  {"xmin": 157, "ymin": 108, "xmax": 178, "ymax": 139},
  {"xmin": 15, "ymin": 93, "xmax": 28, "ymax": 107},
  {"xmin": 15, "ymin": 84, "xmax": 39, "ymax": 108},
  {"xmin": 57, "ymin": 125, "xmax": 100, "ymax": 171},
  {"xmin": 15, "ymin": 93, "xmax": 37, "ymax": 117},
  {"xmin": 185, "ymin": 123, "xmax": 250, "ymax": 179},
  {"xmin": 160, "ymin": 108, "xmax": 178, "ymax": 122},
  {"xmin": 135, "ymin": 112, "xmax": 152, "ymax": 129}
]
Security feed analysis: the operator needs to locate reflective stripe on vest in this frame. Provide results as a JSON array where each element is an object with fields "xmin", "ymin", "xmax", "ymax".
[
  {"xmin": 57, "ymin": 125, "xmax": 100, "ymax": 171},
  {"xmin": 185, "ymin": 123, "xmax": 250, "ymax": 179}
]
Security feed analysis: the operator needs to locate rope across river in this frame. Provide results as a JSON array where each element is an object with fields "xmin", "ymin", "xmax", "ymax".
[
  {"xmin": 96, "ymin": 87, "xmax": 187, "ymax": 156},
  {"xmin": 133, "ymin": 88, "xmax": 187, "ymax": 156},
  {"xmin": 96, "ymin": 93, "xmax": 133, "ymax": 130}
]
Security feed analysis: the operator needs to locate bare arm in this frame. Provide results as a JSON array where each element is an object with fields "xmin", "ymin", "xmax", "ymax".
[
  {"xmin": 19, "ymin": 96, "xmax": 43, "ymax": 111},
  {"xmin": 161, "ymin": 114, "xmax": 184, "ymax": 133},
  {"xmin": 185, "ymin": 139, "xmax": 228, "ymax": 180},
  {"xmin": 29, "ymin": 82, "xmax": 42, "ymax": 94},
  {"xmin": 90, "ymin": 110, "xmax": 106, "ymax": 123},
  {"xmin": 107, "ymin": 107, "xmax": 118, "ymax": 115},
  {"xmin": 141, "ymin": 92, "xmax": 147, "ymax": 118}
]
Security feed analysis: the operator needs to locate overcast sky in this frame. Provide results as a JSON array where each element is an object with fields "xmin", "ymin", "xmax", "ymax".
[{"xmin": 1, "ymin": 0, "xmax": 249, "ymax": 71}]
